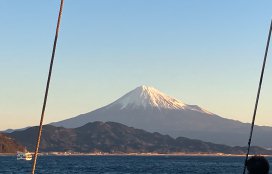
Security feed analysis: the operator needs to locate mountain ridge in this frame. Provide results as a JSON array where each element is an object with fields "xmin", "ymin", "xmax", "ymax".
[
  {"xmin": 6, "ymin": 122, "xmax": 272, "ymax": 154},
  {"xmin": 51, "ymin": 85, "xmax": 272, "ymax": 147}
]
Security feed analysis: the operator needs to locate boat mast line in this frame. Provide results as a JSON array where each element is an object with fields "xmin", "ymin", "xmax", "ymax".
[
  {"xmin": 31, "ymin": 0, "xmax": 64, "ymax": 173},
  {"xmin": 242, "ymin": 19, "xmax": 272, "ymax": 174}
]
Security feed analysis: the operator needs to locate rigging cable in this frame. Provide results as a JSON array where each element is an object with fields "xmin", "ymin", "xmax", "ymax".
[
  {"xmin": 242, "ymin": 19, "xmax": 272, "ymax": 174},
  {"xmin": 31, "ymin": 0, "xmax": 64, "ymax": 173}
]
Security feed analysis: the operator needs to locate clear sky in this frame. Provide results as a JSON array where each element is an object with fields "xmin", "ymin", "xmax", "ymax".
[{"xmin": 0, "ymin": 0, "xmax": 272, "ymax": 130}]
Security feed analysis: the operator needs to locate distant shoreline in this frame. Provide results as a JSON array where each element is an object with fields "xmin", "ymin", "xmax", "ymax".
[{"xmin": 1, "ymin": 152, "xmax": 271, "ymax": 157}]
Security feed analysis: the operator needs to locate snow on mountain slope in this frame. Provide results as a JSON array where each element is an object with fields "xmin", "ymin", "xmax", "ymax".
[
  {"xmin": 106, "ymin": 85, "xmax": 213, "ymax": 115},
  {"xmin": 109, "ymin": 85, "xmax": 187, "ymax": 109}
]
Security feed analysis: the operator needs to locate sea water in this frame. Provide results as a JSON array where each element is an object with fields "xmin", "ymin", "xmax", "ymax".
[{"xmin": 0, "ymin": 155, "xmax": 271, "ymax": 174}]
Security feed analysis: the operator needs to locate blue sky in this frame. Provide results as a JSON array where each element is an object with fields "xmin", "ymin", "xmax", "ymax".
[{"xmin": 0, "ymin": 0, "xmax": 272, "ymax": 130}]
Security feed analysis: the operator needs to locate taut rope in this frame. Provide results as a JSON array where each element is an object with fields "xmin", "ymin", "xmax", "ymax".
[
  {"xmin": 31, "ymin": 0, "xmax": 64, "ymax": 173},
  {"xmin": 242, "ymin": 19, "xmax": 272, "ymax": 174}
]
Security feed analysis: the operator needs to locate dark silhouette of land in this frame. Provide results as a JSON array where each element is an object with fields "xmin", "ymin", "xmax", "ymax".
[{"xmin": 5, "ymin": 122, "xmax": 272, "ymax": 155}]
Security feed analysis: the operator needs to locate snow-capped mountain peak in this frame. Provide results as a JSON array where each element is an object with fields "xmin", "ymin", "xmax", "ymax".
[
  {"xmin": 105, "ymin": 85, "xmax": 214, "ymax": 115},
  {"xmin": 108, "ymin": 85, "xmax": 186, "ymax": 110}
]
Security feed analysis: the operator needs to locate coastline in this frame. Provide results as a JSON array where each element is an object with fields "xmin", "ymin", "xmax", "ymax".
[{"xmin": 1, "ymin": 152, "xmax": 270, "ymax": 157}]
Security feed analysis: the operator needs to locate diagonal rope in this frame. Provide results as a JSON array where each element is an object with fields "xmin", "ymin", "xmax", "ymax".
[
  {"xmin": 31, "ymin": 0, "xmax": 64, "ymax": 173},
  {"xmin": 242, "ymin": 19, "xmax": 272, "ymax": 174}
]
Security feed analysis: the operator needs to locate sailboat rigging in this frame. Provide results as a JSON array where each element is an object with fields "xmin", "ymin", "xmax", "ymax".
[
  {"xmin": 242, "ymin": 19, "xmax": 272, "ymax": 174},
  {"xmin": 31, "ymin": 0, "xmax": 64, "ymax": 173}
]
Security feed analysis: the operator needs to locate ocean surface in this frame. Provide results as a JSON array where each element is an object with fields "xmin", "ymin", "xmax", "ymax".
[{"xmin": 0, "ymin": 155, "xmax": 271, "ymax": 174}]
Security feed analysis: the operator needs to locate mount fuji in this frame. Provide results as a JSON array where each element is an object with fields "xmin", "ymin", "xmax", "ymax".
[{"xmin": 52, "ymin": 85, "xmax": 272, "ymax": 147}]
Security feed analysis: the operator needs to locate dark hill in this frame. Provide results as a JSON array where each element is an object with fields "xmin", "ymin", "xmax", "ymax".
[
  {"xmin": 0, "ymin": 133, "xmax": 25, "ymax": 153},
  {"xmin": 6, "ymin": 122, "xmax": 272, "ymax": 154}
]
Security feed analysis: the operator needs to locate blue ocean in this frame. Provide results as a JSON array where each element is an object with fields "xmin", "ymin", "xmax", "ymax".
[{"xmin": 0, "ymin": 155, "xmax": 271, "ymax": 174}]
